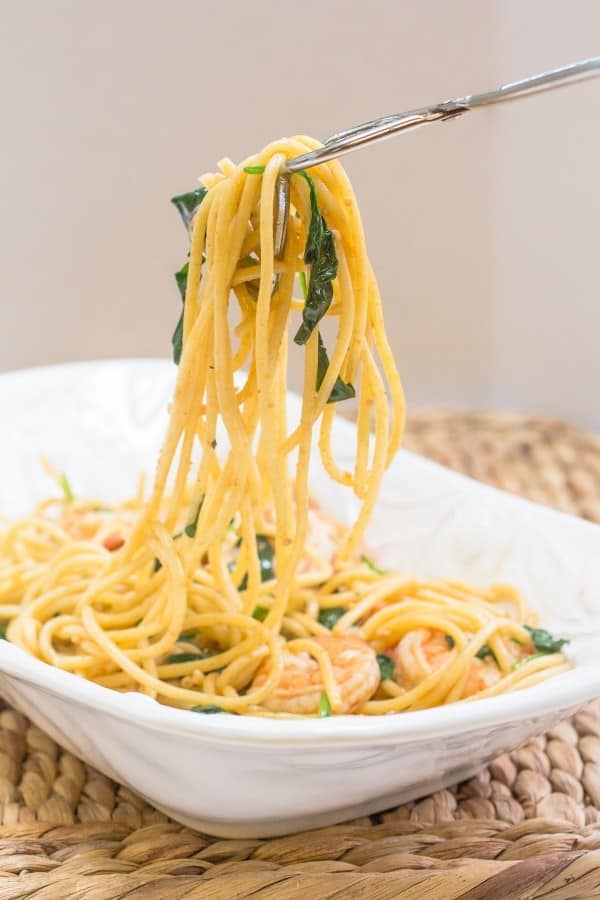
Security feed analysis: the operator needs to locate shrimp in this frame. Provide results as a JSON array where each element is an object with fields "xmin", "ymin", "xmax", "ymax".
[
  {"xmin": 303, "ymin": 500, "xmax": 349, "ymax": 567},
  {"xmin": 61, "ymin": 509, "xmax": 104, "ymax": 542},
  {"xmin": 393, "ymin": 628, "xmax": 501, "ymax": 699},
  {"xmin": 252, "ymin": 633, "xmax": 380, "ymax": 715},
  {"xmin": 60, "ymin": 508, "xmax": 136, "ymax": 545},
  {"xmin": 250, "ymin": 498, "xmax": 348, "ymax": 575},
  {"xmin": 463, "ymin": 659, "xmax": 501, "ymax": 696},
  {"xmin": 394, "ymin": 629, "xmax": 451, "ymax": 687}
]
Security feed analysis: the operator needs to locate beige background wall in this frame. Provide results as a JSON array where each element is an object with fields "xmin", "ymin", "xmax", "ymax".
[{"xmin": 1, "ymin": 1, "xmax": 599, "ymax": 426}]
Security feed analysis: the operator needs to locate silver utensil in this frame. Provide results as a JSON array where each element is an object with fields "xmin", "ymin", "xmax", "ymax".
[{"xmin": 273, "ymin": 56, "xmax": 600, "ymax": 270}]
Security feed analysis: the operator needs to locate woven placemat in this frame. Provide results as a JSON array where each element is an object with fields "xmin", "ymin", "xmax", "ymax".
[{"xmin": 2, "ymin": 410, "xmax": 600, "ymax": 899}]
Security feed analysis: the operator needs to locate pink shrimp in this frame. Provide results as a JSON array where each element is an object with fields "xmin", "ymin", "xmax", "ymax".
[
  {"xmin": 60, "ymin": 508, "xmax": 136, "ymax": 545},
  {"xmin": 463, "ymin": 659, "xmax": 501, "ymax": 696},
  {"xmin": 392, "ymin": 628, "xmax": 501, "ymax": 698},
  {"xmin": 252, "ymin": 633, "xmax": 380, "ymax": 715},
  {"xmin": 393, "ymin": 629, "xmax": 451, "ymax": 686}
]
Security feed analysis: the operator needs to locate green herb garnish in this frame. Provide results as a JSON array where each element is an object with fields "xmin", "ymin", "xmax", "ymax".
[
  {"xmin": 240, "ymin": 255, "xmax": 257, "ymax": 267},
  {"xmin": 172, "ymin": 259, "xmax": 189, "ymax": 363},
  {"xmin": 0, "ymin": 622, "xmax": 7, "ymax": 640},
  {"xmin": 476, "ymin": 644, "xmax": 495, "ymax": 661},
  {"xmin": 376, "ymin": 653, "xmax": 394, "ymax": 681},
  {"xmin": 513, "ymin": 651, "xmax": 547, "ymax": 669},
  {"xmin": 59, "ymin": 473, "xmax": 74, "ymax": 503},
  {"xmin": 184, "ymin": 499, "xmax": 204, "ymax": 538},
  {"xmin": 444, "ymin": 635, "xmax": 455, "ymax": 648},
  {"xmin": 360, "ymin": 553, "xmax": 385, "ymax": 575},
  {"xmin": 166, "ymin": 651, "xmax": 215, "ymax": 664},
  {"xmin": 318, "ymin": 691, "xmax": 331, "ymax": 717},
  {"xmin": 171, "ymin": 316, "xmax": 184, "ymax": 365},
  {"xmin": 317, "ymin": 606, "xmax": 347, "ymax": 630},
  {"xmin": 294, "ymin": 172, "xmax": 338, "ymax": 345},
  {"xmin": 191, "ymin": 705, "xmax": 230, "ymax": 714},
  {"xmin": 244, "ymin": 165, "xmax": 266, "ymax": 175},
  {"xmin": 287, "ymin": 172, "xmax": 353, "ymax": 402},
  {"xmin": 252, "ymin": 605, "xmax": 269, "ymax": 622},
  {"xmin": 256, "ymin": 534, "xmax": 275, "ymax": 581},
  {"xmin": 174, "ymin": 260, "xmax": 189, "ymax": 300},
  {"xmin": 316, "ymin": 333, "xmax": 356, "ymax": 404},
  {"xmin": 171, "ymin": 187, "xmax": 208, "ymax": 229},
  {"xmin": 178, "ymin": 629, "xmax": 200, "ymax": 641},
  {"xmin": 299, "ymin": 270, "xmax": 308, "ymax": 300},
  {"xmin": 238, "ymin": 534, "xmax": 275, "ymax": 590},
  {"xmin": 155, "ymin": 502, "xmax": 202, "ymax": 566},
  {"xmin": 524, "ymin": 625, "xmax": 569, "ymax": 654},
  {"xmin": 170, "ymin": 188, "xmax": 208, "ymax": 364}
]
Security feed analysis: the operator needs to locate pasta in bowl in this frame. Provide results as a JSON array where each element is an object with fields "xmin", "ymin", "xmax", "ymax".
[{"xmin": 0, "ymin": 359, "xmax": 598, "ymax": 836}]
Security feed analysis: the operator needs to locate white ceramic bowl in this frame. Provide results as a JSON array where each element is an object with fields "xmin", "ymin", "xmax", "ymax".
[{"xmin": 0, "ymin": 359, "xmax": 599, "ymax": 838}]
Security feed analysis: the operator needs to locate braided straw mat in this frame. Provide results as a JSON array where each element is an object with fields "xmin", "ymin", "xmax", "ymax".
[{"xmin": 2, "ymin": 411, "xmax": 600, "ymax": 899}]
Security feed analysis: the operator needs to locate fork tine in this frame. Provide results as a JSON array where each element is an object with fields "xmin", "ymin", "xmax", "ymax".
[{"xmin": 246, "ymin": 168, "xmax": 290, "ymax": 299}]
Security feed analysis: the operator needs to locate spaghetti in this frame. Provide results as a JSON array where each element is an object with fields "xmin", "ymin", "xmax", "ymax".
[{"xmin": 0, "ymin": 137, "xmax": 570, "ymax": 716}]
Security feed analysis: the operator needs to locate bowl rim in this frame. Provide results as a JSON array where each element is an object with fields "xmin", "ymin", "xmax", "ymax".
[{"xmin": 1, "ymin": 357, "xmax": 599, "ymax": 747}]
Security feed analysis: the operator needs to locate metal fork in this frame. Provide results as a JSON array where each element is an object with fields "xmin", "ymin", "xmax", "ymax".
[{"xmin": 273, "ymin": 56, "xmax": 600, "ymax": 266}]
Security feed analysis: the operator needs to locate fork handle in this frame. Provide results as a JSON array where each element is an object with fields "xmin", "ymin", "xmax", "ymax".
[
  {"xmin": 285, "ymin": 56, "xmax": 600, "ymax": 174},
  {"xmin": 456, "ymin": 56, "xmax": 600, "ymax": 109}
]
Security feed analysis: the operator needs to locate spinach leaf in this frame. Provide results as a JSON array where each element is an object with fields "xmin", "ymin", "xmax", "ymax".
[
  {"xmin": 171, "ymin": 310, "xmax": 184, "ymax": 365},
  {"xmin": 171, "ymin": 187, "xmax": 208, "ymax": 229},
  {"xmin": 294, "ymin": 172, "xmax": 338, "ymax": 346},
  {"xmin": 59, "ymin": 473, "xmax": 74, "ymax": 503},
  {"xmin": 513, "ymin": 651, "xmax": 547, "ymax": 669},
  {"xmin": 191, "ymin": 705, "xmax": 230, "ymax": 714},
  {"xmin": 376, "ymin": 653, "xmax": 394, "ymax": 681},
  {"xmin": 154, "ymin": 514, "xmax": 198, "ymax": 571},
  {"xmin": 360, "ymin": 553, "xmax": 385, "ymax": 575},
  {"xmin": 316, "ymin": 333, "xmax": 355, "ymax": 404},
  {"xmin": 178, "ymin": 629, "xmax": 200, "ymax": 641},
  {"xmin": 318, "ymin": 691, "xmax": 331, "ymax": 717},
  {"xmin": 318, "ymin": 606, "xmax": 347, "ymax": 630},
  {"xmin": 175, "ymin": 261, "xmax": 188, "ymax": 300},
  {"xmin": 524, "ymin": 625, "xmax": 569, "ymax": 654},
  {"xmin": 171, "ymin": 189, "xmax": 207, "ymax": 364},
  {"xmin": 166, "ymin": 650, "xmax": 216, "ymax": 664},
  {"xmin": 256, "ymin": 535, "xmax": 275, "ymax": 579},
  {"xmin": 291, "ymin": 172, "xmax": 353, "ymax": 402},
  {"xmin": 238, "ymin": 534, "xmax": 275, "ymax": 591},
  {"xmin": 298, "ymin": 270, "xmax": 308, "ymax": 299},
  {"xmin": 184, "ymin": 499, "xmax": 204, "ymax": 538},
  {"xmin": 444, "ymin": 635, "xmax": 455, "ymax": 649},
  {"xmin": 252, "ymin": 605, "xmax": 269, "ymax": 622},
  {"xmin": 476, "ymin": 644, "xmax": 495, "ymax": 661},
  {"xmin": 171, "ymin": 259, "xmax": 193, "ymax": 364}
]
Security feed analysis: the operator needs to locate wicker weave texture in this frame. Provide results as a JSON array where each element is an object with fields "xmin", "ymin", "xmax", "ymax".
[{"xmin": 0, "ymin": 411, "xmax": 599, "ymax": 899}]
